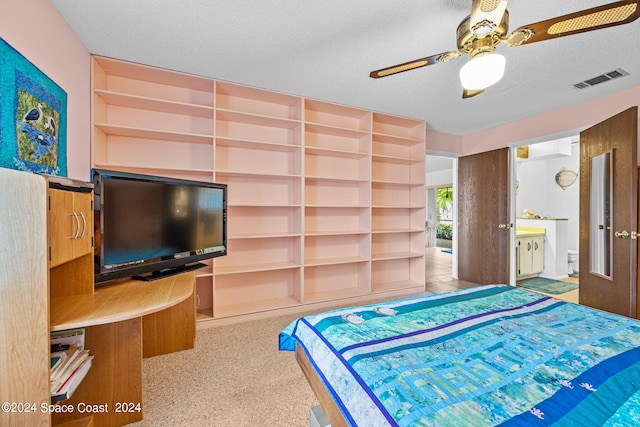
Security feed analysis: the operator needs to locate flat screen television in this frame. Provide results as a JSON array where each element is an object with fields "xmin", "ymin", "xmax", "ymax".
[{"xmin": 92, "ymin": 169, "xmax": 227, "ymax": 284}]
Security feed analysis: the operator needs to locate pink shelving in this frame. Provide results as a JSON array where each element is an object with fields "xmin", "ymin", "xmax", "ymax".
[
  {"xmin": 95, "ymin": 90, "xmax": 214, "ymax": 118},
  {"xmin": 216, "ymin": 110, "xmax": 301, "ymax": 146},
  {"xmin": 305, "ymin": 124, "xmax": 370, "ymax": 153},
  {"xmin": 305, "ymin": 99, "xmax": 371, "ymax": 132},
  {"xmin": 215, "ymin": 236, "xmax": 302, "ymax": 274},
  {"xmin": 93, "ymin": 132, "xmax": 214, "ymax": 172},
  {"xmin": 305, "ymin": 148, "xmax": 370, "ymax": 181},
  {"xmin": 217, "ymin": 173, "xmax": 301, "ymax": 206},
  {"xmin": 216, "ymin": 81, "xmax": 301, "ymax": 120},
  {"xmin": 371, "ymin": 258, "xmax": 424, "ymax": 293},
  {"xmin": 228, "ymin": 206, "xmax": 301, "ymax": 238},
  {"xmin": 92, "ymin": 57, "xmax": 214, "ymax": 105},
  {"xmin": 372, "ymin": 208, "xmax": 420, "ymax": 232},
  {"xmin": 370, "ymin": 112, "xmax": 426, "ymax": 294},
  {"xmin": 306, "ymin": 179, "xmax": 370, "ymax": 207},
  {"xmin": 215, "ymin": 138, "xmax": 302, "ymax": 176},
  {"xmin": 214, "ymin": 268, "xmax": 302, "ymax": 317},
  {"xmin": 304, "ymin": 262, "xmax": 370, "ymax": 303},
  {"xmin": 372, "ymin": 134, "xmax": 424, "ymax": 160},
  {"xmin": 372, "ymin": 157, "xmax": 417, "ymax": 184},
  {"xmin": 372, "ymin": 182, "xmax": 416, "ymax": 208},
  {"xmin": 372, "ymin": 112, "xmax": 425, "ymax": 140},
  {"xmin": 91, "ymin": 55, "xmax": 426, "ymax": 324},
  {"xmin": 304, "ymin": 234, "xmax": 370, "ymax": 266},
  {"xmin": 92, "ymin": 57, "xmax": 215, "ymax": 173},
  {"xmin": 371, "ymin": 232, "xmax": 423, "ymax": 260},
  {"xmin": 196, "ymin": 275, "xmax": 214, "ymax": 319},
  {"xmin": 305, "ymin": 207, "xmax": 370, "ymax": 235}
]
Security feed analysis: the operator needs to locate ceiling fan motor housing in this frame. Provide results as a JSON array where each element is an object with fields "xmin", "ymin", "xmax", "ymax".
[{"xmin": 457, "ymin": 10, "xmax": 509, "ymax": 57}]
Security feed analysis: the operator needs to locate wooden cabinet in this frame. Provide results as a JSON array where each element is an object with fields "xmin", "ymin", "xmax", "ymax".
[
  {"xmin": 49, "ymin": 273, "xmax": 195, "ymax": 427},
  {"xmin": 0, "ymin": 169, "xmax": 195, "ymax": 427},
  {"xmin": 46, "ymin": 178, "xmax": 95, "ymax": 299},
  {"xmin": 91, "ymin": 55, "xmax": 426, "ymax": 325},
  {"xmin": 48, "ymin": 187, "xmax": 93, "ymax": 268},
  {"xmin": 0, "ymin": 168, "xmax": 50, "ymax": 427},
  {"xmin": 516, "ymin": 235, "xmax": 545, "ymax": 278}
]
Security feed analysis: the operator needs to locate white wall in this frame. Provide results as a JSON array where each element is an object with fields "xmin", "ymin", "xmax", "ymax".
[{"xmin": 516, "ymin": 142, "xmax": 580, "ymax": 252}]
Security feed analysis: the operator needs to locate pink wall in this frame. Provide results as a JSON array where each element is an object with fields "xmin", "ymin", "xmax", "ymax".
[
  {"xmin": 426, "ymin": 86, "xmax": 640, "ymax": 158},
  {"xmin": 1, "ymin": 0, "xmax": 91, "ymax": 181},
  {"xmin": 461, "ymin": 86, "xmax": 640, "ymax": 157},
  {"xmin": 425, "ymin": 129, "xmax": 462, "ymax": 154}
]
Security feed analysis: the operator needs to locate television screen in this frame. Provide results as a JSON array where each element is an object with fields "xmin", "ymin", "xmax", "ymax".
[{"xmin": 92, "ymin": 169, "xmax": 227, "ymax": 283}]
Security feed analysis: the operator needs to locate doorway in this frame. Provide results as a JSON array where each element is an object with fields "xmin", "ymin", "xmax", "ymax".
[
  {"xmin": 425, "ymin": 154, "xmax": 457, "ymax": 283},
  {"xmin": 513, "ymin": 137, "xmax": 580, "ymax": 303}
]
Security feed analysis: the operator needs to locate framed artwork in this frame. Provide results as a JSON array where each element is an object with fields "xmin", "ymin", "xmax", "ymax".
[{"xmin": 0, "ymin": 38, "xmax": 67, "ymax": 176}]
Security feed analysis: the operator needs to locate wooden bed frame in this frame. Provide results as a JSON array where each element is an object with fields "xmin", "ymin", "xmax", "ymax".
[{"xmin": 296, "ymin": 344, "xmax": 348, "ymax": 427}]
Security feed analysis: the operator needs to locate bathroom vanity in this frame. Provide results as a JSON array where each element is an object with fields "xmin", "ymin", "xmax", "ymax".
[{"xmin": 517, "ymin": 218, "xmax": 569, "ymax": 280}]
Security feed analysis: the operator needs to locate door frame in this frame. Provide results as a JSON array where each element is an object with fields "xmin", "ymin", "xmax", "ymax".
[
  {"xmin": 508, "ymin": 132, "xmax": 582, "ymax": 285},
  {"xmin": 425, "ymin": 153, "xmax": 460, "ymax": 279}
]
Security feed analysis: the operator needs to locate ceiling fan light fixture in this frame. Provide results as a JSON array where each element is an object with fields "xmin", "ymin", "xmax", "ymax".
[{"xmin": 459, "ymin": 52, "xmax": 506, "ymax": 90}]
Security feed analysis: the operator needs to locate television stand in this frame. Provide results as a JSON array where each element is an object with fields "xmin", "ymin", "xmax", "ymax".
[
  {"xmin": 133, "ymin": 262, "xmax": 206, "ymax": 281},
  {"xmin": 49, "ymin": 271, "xmax": 196, "ymax": 426}
]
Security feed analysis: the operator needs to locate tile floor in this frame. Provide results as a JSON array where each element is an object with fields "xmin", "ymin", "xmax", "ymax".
[
  {"xmin": 424, "ymin": 246, "xmax": 477, "ymax": 294},
  {"xmin": 424, "ymin": 245, "xmax": 579, "ymax": 304}
]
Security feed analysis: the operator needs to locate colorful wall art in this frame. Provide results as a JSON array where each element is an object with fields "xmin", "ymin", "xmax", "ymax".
[{"xmin": 0, "ymin": 38, "xmax": 67, "ymax": 176}]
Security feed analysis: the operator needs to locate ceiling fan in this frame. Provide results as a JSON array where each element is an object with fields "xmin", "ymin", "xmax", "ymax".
[{"xmin": 369, "ymin": 0, "xmax": 640, "ymax": 98}]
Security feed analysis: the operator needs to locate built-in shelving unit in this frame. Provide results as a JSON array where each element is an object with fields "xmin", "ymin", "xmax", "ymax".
[
  {"xmin": 371, "ymin": 113, "xmax": 426, "ymax": 293},
  {"xmin": 91, "ymin": 55, "xmax": 426, "ymax": 326}
]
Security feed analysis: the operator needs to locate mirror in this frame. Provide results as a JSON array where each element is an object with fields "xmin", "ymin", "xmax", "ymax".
[{"xmin": 589, "ymin": 150, "xmax": 613, "ymax": 278}]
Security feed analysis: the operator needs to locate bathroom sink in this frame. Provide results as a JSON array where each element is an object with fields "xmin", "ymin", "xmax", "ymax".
[{"xmin": 515, "ymin": 227, "xmax": 546, "ymax": 237}]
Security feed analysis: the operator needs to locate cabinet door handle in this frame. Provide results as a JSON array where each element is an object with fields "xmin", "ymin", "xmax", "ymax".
[
  {"xmin": 527, "ymin": 242, "xmax": 531, "ymax": 251},
  {"xmin": 78, "ymin": 212, "xmax": 87, "ymax": 239},
  {"xmin": 71, "ymin": 212, "xmax": 80, "ymax": 240},
  {"xmin": 534, "ymin": 241, "xmax": 538, "ymax": 250}
]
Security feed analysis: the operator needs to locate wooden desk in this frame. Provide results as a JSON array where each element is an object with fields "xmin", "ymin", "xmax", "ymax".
[
  {"xmin": 50, "ymin": 272, "xmax": 195, "ymax": 427},
  {"xmin": 51, "ymin": 273, "xmax": 194, "ymax": 331}
]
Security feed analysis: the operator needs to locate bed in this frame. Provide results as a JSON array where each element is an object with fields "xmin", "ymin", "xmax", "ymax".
[{"xmin": 279, "ymin": 285, "xmax": 640, "ymax": 426}]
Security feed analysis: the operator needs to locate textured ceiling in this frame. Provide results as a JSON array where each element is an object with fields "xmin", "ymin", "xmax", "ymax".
[{"xmin": 51, "ymin": 0, "xmax": 640, "ymax": 136}]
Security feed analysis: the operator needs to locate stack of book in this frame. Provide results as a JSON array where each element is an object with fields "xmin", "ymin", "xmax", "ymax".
[{"xmin": 50, "ymin": 329, "xmax": 93, "ymax": 404}]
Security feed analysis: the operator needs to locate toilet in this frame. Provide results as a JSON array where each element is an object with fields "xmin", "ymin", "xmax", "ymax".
[{"xmin": 568, "ymin": 250, "xmax": 579, "ymax": 274}]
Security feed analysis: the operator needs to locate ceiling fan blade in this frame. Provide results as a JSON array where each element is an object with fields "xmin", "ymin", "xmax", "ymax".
[
  {"xmin": 506, "ymin": 0, "xmax": 640, "ymax": 47},
  {"xmin": 470, "ymin": 0, "xmax": 509, "ymax": 35},
  {"xmin": 462, "ymin": 88, "xmax": 485, "ymax": 99},
  {"xmin": 369, "ymin": 51, "xmax": 461, "ymax": 78}
]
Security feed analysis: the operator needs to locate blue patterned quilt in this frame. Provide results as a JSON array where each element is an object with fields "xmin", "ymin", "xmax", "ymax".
[{"xmin": 279, "ymin": 285, "xmax": 640, "ymax": 426}]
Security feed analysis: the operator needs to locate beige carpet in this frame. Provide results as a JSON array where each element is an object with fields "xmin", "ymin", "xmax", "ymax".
[
  {"xmin": 130, "ymin": 311, "xmax": 317, "ymax": 426},
  {"xmin": 130, "ymin": 291, "xmax": 432, "ymax": 426}
]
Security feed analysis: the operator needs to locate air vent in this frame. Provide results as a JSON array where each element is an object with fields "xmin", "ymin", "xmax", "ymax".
[{"xmin": 573, "ymin": 68, "xmax": 629, "ymax": 90}]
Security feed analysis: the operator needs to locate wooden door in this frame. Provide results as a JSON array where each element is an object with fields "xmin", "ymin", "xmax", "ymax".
[
  {"xmin": 458, "ymin": 148, "xmax": 510, "ymax": 284},
  {"xmin": 579, "ymin": 107, "xmax": 638, "ymax": 317}
]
